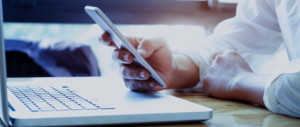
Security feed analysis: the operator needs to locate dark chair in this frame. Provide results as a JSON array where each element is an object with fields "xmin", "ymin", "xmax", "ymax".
[{"xmin": 5, "ymin": 51, "xmax": 51, "ymax": 77}]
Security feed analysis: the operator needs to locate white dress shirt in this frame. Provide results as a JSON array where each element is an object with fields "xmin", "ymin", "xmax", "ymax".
[{"xmin": 178, "ymin": 0, "xmax": 300, "ymax": 118}]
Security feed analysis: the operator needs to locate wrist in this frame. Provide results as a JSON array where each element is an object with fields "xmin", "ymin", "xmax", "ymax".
[
  {"xmin": 169, "ymin": 54, "xmax": 199, "ymax": 89},
  {"xmin": 230, "ymin": 72, "xmax": 254, "ymax": 100},
  {"xmin": 232, "ymin": 72, "xmax": 271, "ymax": 106},
  {"xmin": 169, "ymin": 54, "xmax": 180, "ymax": 88}
]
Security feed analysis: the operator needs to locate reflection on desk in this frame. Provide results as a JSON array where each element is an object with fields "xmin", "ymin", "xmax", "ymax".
[{"xmin": 155, "ymin": 90, "xmax": 300, "ymax": 127}]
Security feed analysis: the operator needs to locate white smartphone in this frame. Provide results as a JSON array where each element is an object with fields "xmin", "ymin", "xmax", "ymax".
[{"xmin": 85, "ymin": 6, "xmax": 167, "ymax": 88}]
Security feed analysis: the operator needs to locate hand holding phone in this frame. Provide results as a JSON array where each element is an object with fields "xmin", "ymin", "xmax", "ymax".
[
  {"xmin": 100, "ymin": 33, "xmax": 175, "ymax": 91},
  {"xmin": 85, "ymin": 6, "xmax": 175, "ymax": 91}
]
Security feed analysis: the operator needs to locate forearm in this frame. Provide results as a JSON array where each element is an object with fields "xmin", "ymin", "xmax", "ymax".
[
  {"xmin": 170, "ymin": 54, "xmax": 200, "ymax": 89},
  {"xmin": 233, "ymin": 73, "xmax": 271, "ymax": 106}
]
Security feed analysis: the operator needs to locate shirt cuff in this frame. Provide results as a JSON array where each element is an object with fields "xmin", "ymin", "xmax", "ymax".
[
  {"xmin": 173, "ymin": 47, "xmax": 212, "ymax": 92},
  {"xmin": 263, "ymin": 58, "xmax": 300, "ymax": 117}
]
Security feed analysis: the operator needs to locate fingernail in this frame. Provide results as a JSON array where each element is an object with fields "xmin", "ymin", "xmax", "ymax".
[
  {"xmin": 100, "ymin": 38, "xmax": 111, "ymax": 46},
  {"xmin": 124, "ymin": 54, "xmax": 129, "ymax": 61},
  {"xmin": 137, "ymin": 49, "xmax": 146, "ymax": 56},
  {"xmin": 140, "ymin": 71, "xmax": 145, "ymax": 78}
]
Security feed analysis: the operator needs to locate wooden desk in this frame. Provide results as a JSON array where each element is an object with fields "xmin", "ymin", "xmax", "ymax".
[
  {"xmin": 150, "ymin": 90, "xmax": 300, "ymax": 127},
  {"xmin": 5, "ymin": 77, "xmax": 300, "ymax": 127}
]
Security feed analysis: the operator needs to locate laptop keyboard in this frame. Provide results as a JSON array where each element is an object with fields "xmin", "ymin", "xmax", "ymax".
[{"xmin": 8, "ymin": 85, "xmax": 114, "ymax": 112}]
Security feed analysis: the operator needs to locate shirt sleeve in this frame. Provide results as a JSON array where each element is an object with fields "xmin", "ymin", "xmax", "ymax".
[
  {"xmin": 175, "ymin": 0, "xmax": 283, "ymax": 92},
  {"xmin": 263, "ymin": 0, "xmax": 300, "ymax": 118},
  {"xmin": 264, "ymin": 58, "xmax": 300, "ymax": 118}
]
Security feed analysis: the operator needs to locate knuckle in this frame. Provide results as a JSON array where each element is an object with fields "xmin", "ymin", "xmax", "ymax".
[
  {"xmin": 142, "ymin": 38, "xmax": 152, "ymax": 43},
  {"xmin": 117, "ymin": 50, "xmax": 127, "ymax": 60},
  {"xmin": 224, "ymin": 50, "xmax": 237, "ymax": 56},
  {"xmin": 215, "ymin": 55, "xmax": 223, "ymax": 63},
  {"xmin": 140, "ymin": 39, "xmax": 152, "ymax": 47},
  {"xmin": 129, "ymin": 69, "xmax": 136, "ymax": 78},
  {"xmin": 112, "ymin": 50, "xmax": 119, "ymax": 61},
  {"xmin": 119, "ymin": 66, "xmax": 127, "ymax": 78},
  {"xmin": 131, "ymin": 81, "xmax": 139, "ymax": 90},
  {"xmin": 133, "ymin": 69, "xmax": 141, "ymax": 79},
  {"xmin": 126, "ymin": 80, "xmax": 138, "ymax": 91}
]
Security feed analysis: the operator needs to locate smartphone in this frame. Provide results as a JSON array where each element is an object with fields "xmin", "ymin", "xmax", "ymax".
[{"xmin": 85, "ymin": 6, "xmax": 167, "ymax": 88}]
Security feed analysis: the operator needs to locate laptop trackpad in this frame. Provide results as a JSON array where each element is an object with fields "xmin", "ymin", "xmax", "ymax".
[{"xmin": 124, "ymin": 91, "xmax": 164, "ymax": 99}]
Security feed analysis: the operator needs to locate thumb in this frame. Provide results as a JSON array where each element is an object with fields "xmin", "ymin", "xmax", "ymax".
[{"xmin": 137, "ymin": 37, "xmax": 167, "ymax": 58}]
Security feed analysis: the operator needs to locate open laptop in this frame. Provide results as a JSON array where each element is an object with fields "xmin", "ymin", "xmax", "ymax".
[{"xmin": 0, "ymin": 1, "xmax": 212, "ymax": 126}]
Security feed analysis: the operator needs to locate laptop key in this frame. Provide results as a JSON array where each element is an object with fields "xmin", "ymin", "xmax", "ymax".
[
  {"xmin": 81, "ymin": 104, "xmax": 99, "ymax": 110},
  {"xmin": 48, "ymin": 102, "xmax": 65, "ymax": 105},
  {"xmin": 21, "ymin": 100, "xmax": 31, "ymax": 103},
  {"xmin": 63, "ymin": 102, "xmax": 79, "ymax": 106},
  {"xmin": 44, "ymin": 99, "xmax": 57, "ymax": 101},
  {"xmin": 31, "ymin": 99, "xmax": 44, "ymax": 102},
  {"xmin": 53, "ymin": 107, "xmax": 69, "ymax": 111},
  {"xmin": 40, "ymin": 108, "xmax": 55, "ymax": 112},
  {"xmin": 90, "ymin": 101, "xmax": 114, "ymax": 109},
  {"xmin": 68, "ymin": 106, "xmax": 84, "ymax": 110},
  {"xmin": 98, "ymin": 105, "xmax": 115, "ymax": 109},
  {"xmin": 29, "ymin": 108, "xmax": 39, "ymax": 112},
  {"xmin": 11, "ymin": 85, "xmax": 115, "ymax": 112},
  {"xmin": 27, "ymin": 103, "xmax": 38, "ymax": 107}
]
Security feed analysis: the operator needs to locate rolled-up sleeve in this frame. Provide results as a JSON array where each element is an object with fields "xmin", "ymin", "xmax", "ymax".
[
  {"xmin": 263, "ymin": 0, "xmax": 300, "ymax": 118},
  {"xmin": 176, "ymin": 0, "xmax": 283, "ymax": 92},
  {"xmin": 264, "ymin": 58, "xmax": 300, "ymax": 118}
]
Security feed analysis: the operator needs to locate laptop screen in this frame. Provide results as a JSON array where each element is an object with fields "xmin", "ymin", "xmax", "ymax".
[{"xmin": 0, "ymin": 0, "xmax": 10, "ymax": 126}]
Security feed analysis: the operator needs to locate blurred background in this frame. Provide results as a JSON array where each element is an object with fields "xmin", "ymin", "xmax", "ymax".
[{"xmin": 2, "ymin": 0, "xmax": 238, "ymax": 78}]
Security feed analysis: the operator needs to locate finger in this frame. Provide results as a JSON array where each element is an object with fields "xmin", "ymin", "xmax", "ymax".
[
  {"xmin": 137, "ymin": 36, "xmax": 167, "ymax": 58},
  {"xmin": 212, "ymin": 55, "xmax": 224, "ymax": 65},
  {"xmin": 119, "ymin": 65, "xmax": 150, "ymax": 80},
  {"xmin": 223, "ymin": 50, "xmax": 239, "ymax": 57},
  {"xmin": 112, "ymin": 49, "xmax": 134, "ymax": 64},
  {"xmin": 210, "ymin": 47, "xmax": 231, "ymax": 59},
  {"xmin": 125, "ymin": 37, "xmax": 144, "ymax": 49},
  {"xmin": 203, "ymin": 76, "xmax": 211, "ymax": 95},
  {"xmin": 99, "ymin": 32, "xmax": 144, "ymax": 49},
  {"xmin": 99, "ymin": 32, "xmax": 117, "ymax": 47},
  {"xmin": 123, "ymin": 78, "xmax": 159, "ymax": 91}
]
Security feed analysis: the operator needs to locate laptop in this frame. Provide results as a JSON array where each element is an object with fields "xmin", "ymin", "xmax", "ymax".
[{"xmin": 0, "ymin": 1, "xmax": 212, "ymax": 127}]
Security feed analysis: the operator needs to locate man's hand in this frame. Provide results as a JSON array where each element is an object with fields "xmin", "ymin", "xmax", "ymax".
[
  {"xmin": 100, "ymin": 32, "xmax": 175, "ymax": 91},
  {"xmin": 204, "ymin": 47, "xmax": 253, "ymax": 99},
  {"xmin": 99, "ymin": 32, "xmax": 200, "ymax": 91},
  {"xmin": 204, "ymin": 47, "xmax": 270, "ymax": 106}
]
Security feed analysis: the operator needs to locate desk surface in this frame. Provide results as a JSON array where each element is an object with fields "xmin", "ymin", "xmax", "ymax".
[
  {"xmin": 155, "ymin": 90, "xmax": 300, "ymax": 127},
  {"xmin": 5, "ymin": 77, "xmax": 300, "ymax": 127}
]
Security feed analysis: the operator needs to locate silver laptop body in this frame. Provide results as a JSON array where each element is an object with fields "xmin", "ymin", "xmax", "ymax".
[{"xmin": 0, "ymin": 1, "xmax": 212, "ymax": 126}]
